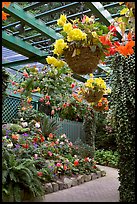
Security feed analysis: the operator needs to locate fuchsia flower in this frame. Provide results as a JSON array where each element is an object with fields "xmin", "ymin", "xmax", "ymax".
[
  {"xmin": 45, "ymin": 95, "xmax": 50, "ymax": 100},
  {"xmin": 45, "ymin": 101, "xmax": 50, "ymax": 105},
  {"xmin": 39, "ymin": 97, "xmax": 44, "ymax": 102},
  {"xmin": 48, "ymin": 151, "xmax": 52, "ymax": 156}
]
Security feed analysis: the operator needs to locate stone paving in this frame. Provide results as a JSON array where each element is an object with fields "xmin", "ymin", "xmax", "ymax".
[{"xmin": 36, "ymin": 165, "xmax": 120, "ymax": 202}]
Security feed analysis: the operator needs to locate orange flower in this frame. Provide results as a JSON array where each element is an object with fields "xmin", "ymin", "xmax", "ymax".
[
  {"xmin": 21, "ymin": 107, "xmax": 27, "ymax": 111},
  {"xmin": 127, "ymin": 32, "xmax": 132, "ymax": 41},
  {"xmin": 104, "ymin": 106, "xmax": 109, "ymax": 111},
  {"xmin": 115, "ymin": 40, "xmax": 135, "ymax": 56},
  {"xmin": 63, "ymin": 165, "xmax": 67, "ymax": 170},
  {"xmin": 50, "ymin": 142, "xmax": 55, "ymax": 147},
  {"xmin": 98, "ymin": 102, "xmax": 102, "ymax": 107},
  {"xmin": 22, "ymin": 144, "xmax": 29, "ymax": 149},
  {"xmin": 12, "ymin": 134, "xmax": 19, "ymax": 140},
  {"xmin": 2, "ymin": 2, "xmax": 11, "ymax": 8},
  {"xmin": 2, "ymin": 11, "xmax": 9, "ymax": 20},
  {"xmin": 49, "ymin": 133, "xmax": 54, "ymax": 139},
  {"xmin": 40, "ymin": 136, "xmax": 45, "ymax": 142}
]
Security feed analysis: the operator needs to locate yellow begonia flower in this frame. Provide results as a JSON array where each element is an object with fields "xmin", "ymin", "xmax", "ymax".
[
  {"xmin": 85, "ymin": 16, "xmax": 90, "ymax": 23},
  {"xmin": 57, "ymin": 14, "xmax": 67, "ymax": 26},
  {"xmin": 63, "ymin": 23, "xmax": 73, "ymax": 33},
  {"xmin": 92, "ymin": 31, "xmax": 98, "ymax": 39},
  {"xmin": 53, "ymin": 39, "xmax": 68, "ymax": 56},
  {"xmin": 67, "ymin": 29, "xmax": 87, "ymax": 42},
  {"xmin": 46, "ymin": 56, "xmax": 65, "ymax": 68},
  {"xmin": 106, "ymin": 87, "xmax": 111, "ymax": 93},
  {"xmin": 89, "ymin": 73, "xmax": 93, "ymax": 77}
]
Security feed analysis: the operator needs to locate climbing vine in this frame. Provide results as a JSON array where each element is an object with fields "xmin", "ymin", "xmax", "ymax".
[{"xmin": 110, "ymin": 52, "xmax": 135, "ymax": 202}]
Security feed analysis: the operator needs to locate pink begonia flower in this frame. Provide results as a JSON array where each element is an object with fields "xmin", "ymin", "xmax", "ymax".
[
  {"xmin": 56, "ymin": 163, "xmax": 62, "ymax": 167},
  {"xmin": 55, "ymin": 140, "xmax": 59, "ymax": 144},
  {"xmin": 51, "ymin": 110, "xmax": 55, "ymax": 115},
  {"xmin": 34, "ymin": 154, "xmax": 38, "ymax": 159},
  {"xmin": 48, "ymin": 151, "xmax": 52, "ymax": 156},
  {"xmin": 69, "ymin": 142, "xmax": 73, "ymax": 147},
  {"xmin": 45, "ymin": 101, "xmax": 50, "ymax": 105}
]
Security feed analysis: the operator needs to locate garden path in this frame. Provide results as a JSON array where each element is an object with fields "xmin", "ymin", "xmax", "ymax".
[{"xmin": 40, "ymin": 165, "xmax": 120, "ymax": 202}]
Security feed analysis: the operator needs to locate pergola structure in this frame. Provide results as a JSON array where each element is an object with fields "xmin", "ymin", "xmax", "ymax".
[{"xmin": 2, "ymin": 2, "xmax": 124, "ymax": 96}]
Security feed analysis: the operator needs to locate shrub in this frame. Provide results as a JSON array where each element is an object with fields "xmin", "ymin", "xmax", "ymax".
[{"xmin": 94, "ymin": 149, "xmax": 119, "ymax": 168}]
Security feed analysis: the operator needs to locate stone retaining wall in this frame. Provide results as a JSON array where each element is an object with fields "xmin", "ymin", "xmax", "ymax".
[{"xmin": 43, "ymin": 170, "xmax": 106, "ymax": 194}]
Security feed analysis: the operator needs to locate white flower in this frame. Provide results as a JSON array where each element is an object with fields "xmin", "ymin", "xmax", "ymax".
[
  {"xmin": 21, "ymin": 122, "xmax": 28, "ymax": 127},
  {"xmin": 57, "ymin": 139, "xmax": 60, "ymax": 142},
  {"xmin": 74, "ymin": 155, "xmax": 78, "ymax": 158},
  {"xmin": 7, "ymin": 142, "xmax": 13, "ymax": 148},
  {"xmin": 60, "ymin": 142, "xmax": 64, "ymax": 145},
  {"xmin": 35, "ymin": 122, "xmax": 40, "ymax": 128},
  {"xmin": 61, "ymin": 134, "xmax": 66, "ymax": 138},
  {"xmin": 20, "ymin": 118, "xmax": 24, "ymax": 121}
]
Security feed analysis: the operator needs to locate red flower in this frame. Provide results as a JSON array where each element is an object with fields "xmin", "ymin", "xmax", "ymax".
[
  {"xmin": 84, "ymin": 157, "xmax": 89, "ymax": 162},
  {"xmin": 49, "ymin": 133, "xmax": 54, "ymax": 139},
  {"xmin": 99, "ymin": 35, "xmax": 112, "ymax": 46},
  {"xmin": 37, "ymin": 172, "xmax": 43, "ymax": 176},
  {"xmin": 73, "ymin": 24, "xmax": 78, "ymax": 29},
  {"xmin": 114, "ymin": 41, "xmax": 120, "ymax": 47},
  {"xmin": 23, "ymin": 71, "xmax": 29, "ymax": 78},
  {"xmin": 45, "ymin": 95, "xmax": 50, "ymax": 100},
  {"xmin": 33, "ymin": 137, "xmax": 38, "ymax": 143},
  {"xmin": 40, "ymin": 136, "xmax": 45, "ymax": 142},
  {"xmin": 108, "ymin": 25, "xmax": 117, "ymax": 32},
  {"xmin": 22, "ymin": 144, "xmax": 29, "ymax": 149},
  {"xmin": 71, "ymin": 83, "xmax": 75, "ymax": 88},
  {"xmin": 74, "ymin": 160, "xmax": 79, "ymax": 166}
]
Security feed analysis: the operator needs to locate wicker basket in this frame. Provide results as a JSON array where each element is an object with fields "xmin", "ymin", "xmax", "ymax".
[
  {"xmin": 93, "ymin": 105, "xmax": 105, "ymax": 112},
  {"xmin": 64, "ymin": 46, "xmax": 101, "ymax": 75},
  {"xmin": 83, "ymin": 90, "xmax": 104, "ymax": 103}
]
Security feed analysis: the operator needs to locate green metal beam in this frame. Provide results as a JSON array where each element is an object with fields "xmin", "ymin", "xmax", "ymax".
[
  {"xmin": 2, "ymin": 2, "xmax": 79, "ymax": 30},
  {"xmin": 3, "ymin": 3, "xmax": 62, "ymax": 41},
  {"xmin": 2, "ymin": 31, "xmax": 46, "ymax": 58},
  {"xmin": 84, "ymin": 2, "xmax": 122, "ymax": 40}
]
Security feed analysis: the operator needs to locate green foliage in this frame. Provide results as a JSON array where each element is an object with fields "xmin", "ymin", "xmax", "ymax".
[
  {"xmin": 110, "ymin": 53, "xmax": 135, "ymax": 202},
  {"xmin": 2, "ymin": 67, "xmax": 9, "ymax": 103},
  {"xmin": 40, "ymin": 115, "xmax": 60, "ymax": 138},
  {"xmin": 73, "ymin": 138, "xmax": 94, "ymax": 159},
  {"xmin": 95, "ymin": 111, "xmax": 117, "ymax": 151},
  {"xmin": 94, "ymin": 149, "xmax": 119, "ymax": 168},
  {"xmin": 83, "ymin": 109, "xmax": 96, "ymax": 149},
  {"xmin": 2, "ymin": 147, "xmax": 44, "ymax": 202}
]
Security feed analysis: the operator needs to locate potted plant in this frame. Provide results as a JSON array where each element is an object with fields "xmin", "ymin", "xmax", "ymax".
[{"xmin": 78, "ymin": 73, "xmax": 111, "ymax": 103}]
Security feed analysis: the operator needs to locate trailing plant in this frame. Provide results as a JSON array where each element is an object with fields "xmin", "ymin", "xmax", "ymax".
[
  {"xmin": 82, "ymin": 108, "xmax": 96, "ymax": 150},
  {"xmin": 110, "ymin": 52, "xmax": 135, "ymax": 202}
]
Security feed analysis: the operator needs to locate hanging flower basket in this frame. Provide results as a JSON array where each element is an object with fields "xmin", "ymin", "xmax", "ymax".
[
  {"xmin": 83, "ymin": 90, "xmax": 104, "ymax": 103},
  {"xmin": 92, "ymin": 97, "xmax": 109, "ymax": 112},
  {"xmin": 63, "ymin": 46, "xmax": 101, "ymax": 75}
]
